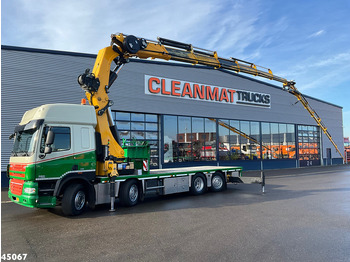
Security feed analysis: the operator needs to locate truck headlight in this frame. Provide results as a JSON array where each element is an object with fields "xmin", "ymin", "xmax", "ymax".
[{"xmin": 24, "ymin": 188, "xmax": 36, "ymax": 194}]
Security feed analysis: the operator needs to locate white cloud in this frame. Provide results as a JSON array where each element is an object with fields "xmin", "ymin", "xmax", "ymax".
[
  {"xmin": 4, "ymin": 0, "xmax": 223, "ymax": 53},
  {"xmin": 3, "ymin": 0, "xmax": 276, "ymax": 57},
  {"xmin": 308, "ymin": 30, "xmax": 325, "ymax": 38},
  {"xmin": 275, "ymin": 51, "xmax": 350, "ymax": 91},
  {"xmin": 312, "ymin": 52, "xmax": 350, "ymax": 67}
]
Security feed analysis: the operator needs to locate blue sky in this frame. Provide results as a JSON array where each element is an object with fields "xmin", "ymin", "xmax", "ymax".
[{"xmin": 2, "ymin": 0, "xmax": 350, "ymax": 138}]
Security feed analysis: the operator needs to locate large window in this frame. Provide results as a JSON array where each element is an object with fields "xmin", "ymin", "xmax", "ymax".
[
  {"xmin": 271, "ymin": 123, "xmax": 280, "ymax": 158},
  {"xmin": 262, "ymin": 122, "xmax": 295, "ymax": 159},
  {"xmin": 163, "ymin": 116, "xmax": 217, "ymax": 163},
  {"xmin": 218, "ymin": 120, "xmax": 260, "ymax": 160},
  {"xmin": 178, "ymin": 116, "xmax": 192, "ymax": 162},
  {"xmin": 262, "ymin": 122, "xmax": 271, "ymax": 159},
  {"xmin": 114, "ymin": 112, "xmax": 159, "ymax": 167},
  {"xmin": 251, "ymin": 122, "xmax": 261, "ymax": 159},
  {"xmin": 192, "ymin": 117, "xmax": 205, "ymax": 161},
  {"xmin": 229, "ymin": 120, "xmax": 241, "ymax": 160},
  {"xmin": 218, "ymin": 120, "xmax": 230, "ymax": 160},
  {"xmin": 164, "ymin": 116, "xmax": 297, "ymax": 163},
  {"xmin": 286, "ymin": 124, "xmax": 296, "ymax": 158},
  {"xmin": 163, "ymin": 115, "xmax": 177, "ymax": 163},
  {"xmin": 297, "ymin": 125, "xmax": 320, "ymax": 160},
  {"xmin": 205, "ymin": 118, "xmax": 216, "ymax": 161}
]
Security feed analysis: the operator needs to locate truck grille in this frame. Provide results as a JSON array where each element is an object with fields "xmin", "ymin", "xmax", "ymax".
[
  {"xmin": 9, "ymin": 163, "xmax": 26, "ymax": 178},
  {"xmin": 10, "ymin": 179, "xmax": 24, "ymax": 196}
]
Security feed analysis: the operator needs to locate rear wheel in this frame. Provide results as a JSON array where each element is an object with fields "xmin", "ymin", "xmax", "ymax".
[
  {"xmin": 62, "ymin": 184, "xmax": 86, "ymax": 216},
  {"xmin": 120, "ymin": 179, "xmax": 139, "ymax": 207},
  {"xmin": 210, "ymin": 172, "xmax": 226, "ymax": 192},
  {"xmin": 190, "ymin": 173, "xmax": 207, "ymax": 195}
]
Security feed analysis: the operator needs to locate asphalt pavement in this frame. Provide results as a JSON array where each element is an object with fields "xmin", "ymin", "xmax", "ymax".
[{"xmin": 1, "ymin": 165, "xmax": 350, "ymax": 262}]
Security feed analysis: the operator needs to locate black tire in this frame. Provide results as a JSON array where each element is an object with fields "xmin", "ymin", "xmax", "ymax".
[
  {"xmin": 210, "ymin": 172, "xmax": 226, "ymax": 192},
  {"xmin": 119, "ymin": 179, "xmax": 139, "ymax": 207},
  {"xmin": 62, "ymin": 183, "xmax": 87, "ymax": 216},
  {"xmin": 190, "ymin": 173, "xmax": 207, "ymax": 195}
]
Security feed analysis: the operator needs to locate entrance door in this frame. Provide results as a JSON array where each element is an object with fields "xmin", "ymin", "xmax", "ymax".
[{"xmin": 326, "ymin": 148, "xmax": 332, "ymax": 165}]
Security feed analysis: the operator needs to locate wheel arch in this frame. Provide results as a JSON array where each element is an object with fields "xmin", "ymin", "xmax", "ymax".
[
  {"xmin": 120, "ymin": 178, "xmax": 142, "ymax": 193},
  {"xmin": 54, "ymin": 172, "xmax": 96, "ymax": 208}
]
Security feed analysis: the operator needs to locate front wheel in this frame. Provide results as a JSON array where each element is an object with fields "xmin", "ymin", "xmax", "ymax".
[
  {"xmin": 62, "ymin": 183, "xmax": 87, "ymax": 216},
  {"xmin": 120, "ymin": 179, "xmax": 139, "ymax": 207}
]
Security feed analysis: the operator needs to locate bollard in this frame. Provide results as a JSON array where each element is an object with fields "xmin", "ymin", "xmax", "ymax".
[
  {"xmin": 109, "ymin": 176, "xmax": 116, "ymax": 212},
  {"xmin": 261, "ymin": 171, "xmax": 265, "ymax": 193}
]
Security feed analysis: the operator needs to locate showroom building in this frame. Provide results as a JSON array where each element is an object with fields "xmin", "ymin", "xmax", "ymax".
[{"xmin": 1, "ymin": 45, "xmax": 344, "ymax": 185}]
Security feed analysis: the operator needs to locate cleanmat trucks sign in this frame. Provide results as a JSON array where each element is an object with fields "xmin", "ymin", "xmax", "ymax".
[{"xmin": 145, "ymin": 75, "xmax": 271, "ymax": 108}]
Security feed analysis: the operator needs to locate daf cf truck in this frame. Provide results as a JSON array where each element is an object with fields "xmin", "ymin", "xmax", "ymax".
[{"xmin": 8, "ymin": 33, "xmax": 342, "ymax": 215}]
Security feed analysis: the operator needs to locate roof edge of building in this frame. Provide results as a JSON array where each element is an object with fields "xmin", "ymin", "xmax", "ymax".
[
  {"xmin": 2, "ymin": 45, "xmax": 342, "ymax": 109},
  {"xmin": 1, "ymin": 45, "xmax": 97, "ymax": 59}
]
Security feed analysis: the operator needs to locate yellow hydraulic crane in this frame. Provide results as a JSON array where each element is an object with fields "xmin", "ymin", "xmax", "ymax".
[{"xmin": 78, "ymin": 33, "xmax": 344, "ymax": 174}]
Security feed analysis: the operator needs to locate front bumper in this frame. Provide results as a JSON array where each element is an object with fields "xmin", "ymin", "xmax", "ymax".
[
  {"xmin": 8, "ymin": 190, "xmax": 38, "ymax": 208},
  {"xmin": 8, "ymin": 179, "xmax": 56, "ymax": 208}
]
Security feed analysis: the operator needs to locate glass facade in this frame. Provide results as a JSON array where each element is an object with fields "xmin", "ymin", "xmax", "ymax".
[
  {"xmin": 163, "ymin": 115, "xmax": 304, "ymax": 164},
  {"xmin": 113, "ymin": 111, "xmax": 159, "ymax": 168},
  {"xmin": 112, "ymin": 111, "xmax": 321, "ymax": 167}
]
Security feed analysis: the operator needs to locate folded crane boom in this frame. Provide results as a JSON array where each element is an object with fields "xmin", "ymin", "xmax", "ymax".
[{"xmin": 78, "ymin": 33, "xmax": 344, "ymax": 169}]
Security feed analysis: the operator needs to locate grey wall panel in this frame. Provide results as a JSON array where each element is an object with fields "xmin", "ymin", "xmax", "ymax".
[
  {"xmin": 1, "ymin": 47, "xmax": 344, "ymax": 171},
  {"xmin": 1, "ymin": 49, "xmax": 95, "ymax": 171}
]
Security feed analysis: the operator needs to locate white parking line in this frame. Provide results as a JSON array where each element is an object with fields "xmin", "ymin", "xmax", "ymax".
[{"xmin": 1, "ymin": 201, "xmax": 13, "ymax": 204}]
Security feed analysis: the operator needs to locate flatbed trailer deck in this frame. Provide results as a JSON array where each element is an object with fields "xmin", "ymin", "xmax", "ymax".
[
  {"xmin": 150, "ymin": 166, "xmax": 242, "ymax": 176},
  {"xmin": 94, "ymin": 166, "xmax": 264, "ymax": 208},
  {"xmin": 112, "ymin": 166, "xmax": 242, "ymax": 181}
]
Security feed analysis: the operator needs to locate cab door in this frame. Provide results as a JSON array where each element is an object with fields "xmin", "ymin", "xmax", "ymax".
[
  {"xmin": 36, "ymin": 125, "xmax": 75, "ymax": 180},
  {"xmin": 71, "ymin": 125, "xmax": 96, "ymax": 172}
]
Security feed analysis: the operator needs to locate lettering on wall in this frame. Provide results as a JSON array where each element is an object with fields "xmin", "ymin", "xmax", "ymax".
[{"xmin": 145, "ymin": 75, "xmax": 271, "ymax": 108}]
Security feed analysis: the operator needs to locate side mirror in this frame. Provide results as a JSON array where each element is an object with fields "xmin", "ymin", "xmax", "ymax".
[
  {"xmin": 44, "ymin": 146, "xmax": 52, "ymax": 154},
  {"xmin": 46, "ymin": 130, "xmax": 55, "ymax": 145},
  {"xmin": 43, "ymin": 130, "xmax": 55, "ymax": 155}
]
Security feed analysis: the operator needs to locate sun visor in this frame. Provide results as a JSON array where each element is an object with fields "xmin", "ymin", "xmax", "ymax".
[{"xmin": 14, "ymin": 119, "xmax": 44, "ymax": 133}]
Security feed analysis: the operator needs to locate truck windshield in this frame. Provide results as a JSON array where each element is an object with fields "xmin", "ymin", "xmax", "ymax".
[{"xmin": 12, "ymin": 129, "xmax": 39, "ymax": 157}]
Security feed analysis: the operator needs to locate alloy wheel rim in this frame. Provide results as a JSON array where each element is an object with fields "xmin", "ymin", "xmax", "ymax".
[
  {"xmin": 74, "ymin": 191, "xmax": 86, "ymax": 210},
  {"xmin": 129, "ymin": 185, "xmax": 139, "ymax": 202},
  {"xmin": 212, "ymin": 176, "xmax": 223, "ymax": 189},
  {"xmin": 194, "ymin": 177, "xmax": 204, "ymax": 191}
]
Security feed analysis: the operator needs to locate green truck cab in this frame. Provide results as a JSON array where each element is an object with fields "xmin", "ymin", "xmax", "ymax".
[{"xmin": 8, "ymin": 104, "xmax": 97, "ymax": 211}]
